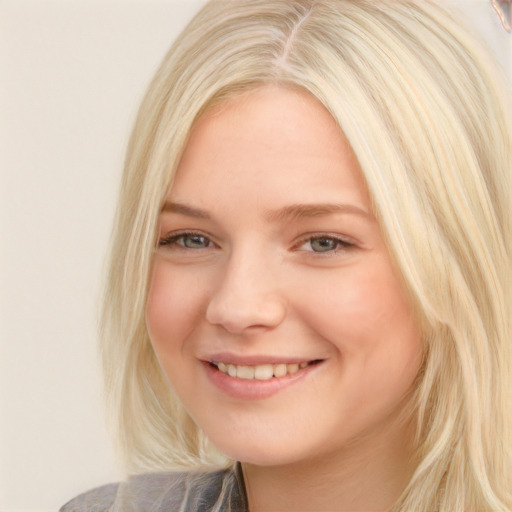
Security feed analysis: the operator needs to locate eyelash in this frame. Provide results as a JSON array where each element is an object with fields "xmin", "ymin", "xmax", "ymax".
[
  {"xmin": 294, "ymin": 234, "xmax": 355, "ymax": 254},
  {"xmin": 158, "ymin": 231, "xmax": 214, "ymax": 250},
  {"xmin": 158, "ymin": 231, "xmax": 354, "ymax": 254}
]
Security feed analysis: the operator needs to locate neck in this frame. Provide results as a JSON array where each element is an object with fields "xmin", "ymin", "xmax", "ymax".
[{"xmin": 242, "ymin": 418, "xmax": 416, "ymax": 512}]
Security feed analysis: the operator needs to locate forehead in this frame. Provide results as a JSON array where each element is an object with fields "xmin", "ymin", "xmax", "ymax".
[
  {"xmin": 169, "ymin": 85, "xmax": 370, "ymax": 212},
  {"xmin": 190, "ymin": 86, "xmax": 345, "ymax": 160}
]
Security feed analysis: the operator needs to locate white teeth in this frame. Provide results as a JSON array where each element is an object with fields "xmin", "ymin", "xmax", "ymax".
[
  {"xmin": 214, "ymin": 361, "xmax": 311, "ymax": 380},
  {"xmin": 237, "ymin": 365, "xmax": 254, "ymax": 379},
  {"xmin": 273, "ymin": 363, "xmax": 287, "ymax": 378},
  {"xmin": 287, "ymin": 363, "xmax": 299, "ymax": 374},
  {"xmin": 254, "ymin": 364, "xmax": 273, "ymax": 380}
]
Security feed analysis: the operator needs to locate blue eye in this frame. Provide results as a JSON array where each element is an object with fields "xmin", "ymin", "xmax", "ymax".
[
  {"xmin": 309, "ymin": 237, "xmax": 338, "ymax": 252},
  {"xmin": 301, "ymin": 236, "xmax": 353, "ymax": 253},
  {"xmin": 159, "ymin": 232, "xmax": 213, "ymax": 249}
]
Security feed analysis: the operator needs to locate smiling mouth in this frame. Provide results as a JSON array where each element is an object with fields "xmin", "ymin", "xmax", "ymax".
[{"xmin": 209, "ymin": 360, "xmax": 322, "ymax": 381}]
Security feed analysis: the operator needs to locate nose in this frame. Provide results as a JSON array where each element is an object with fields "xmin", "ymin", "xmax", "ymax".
[{"xmin": 205, "ymin": 252, "xmax": 287, "ymax": 334}]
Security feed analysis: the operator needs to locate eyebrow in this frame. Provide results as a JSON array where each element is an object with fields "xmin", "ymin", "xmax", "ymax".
[
  {"xmin": 161, "ymin": 201, "xmax": 211, "ymax": 219},
  {"xmin": 264, "ymin": 203, "xmax": 372, "ymax": 222},
  {"xmin": 161, "ymin": 200, "xmax": 372, "ymax": 222}
]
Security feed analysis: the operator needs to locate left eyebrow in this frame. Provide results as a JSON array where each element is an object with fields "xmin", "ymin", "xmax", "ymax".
[{"xmin": 264, "ymin": 203, "xmax": 373, "ymax": 223}]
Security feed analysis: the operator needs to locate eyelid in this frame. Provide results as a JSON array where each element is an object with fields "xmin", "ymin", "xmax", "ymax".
[
  {"xmin": 157, "ymin": 229, "xmax": 356, "ymax": 254},
  {"xmin": 158, "ymin": 229, "xmax": 217, "ymax": 249},
  {"xmin": 293, "ymin": 233, "xmax": 356, "ymax": 252}
]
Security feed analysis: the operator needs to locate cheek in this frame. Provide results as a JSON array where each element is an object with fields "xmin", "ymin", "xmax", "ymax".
[
  {"xmin": 294, "ymin": 259, "xmax": 422, "ymax": 362},
  {"xmin": 296, "ymin": 263, "xmax": 423, "ymax": 433},
  {"xmin": 145, "ymin": 260, "xmax": 206, "ymax": 354}
]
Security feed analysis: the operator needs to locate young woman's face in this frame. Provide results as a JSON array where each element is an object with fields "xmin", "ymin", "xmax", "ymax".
[{"xmin": 146, "ymin": 86, "xmax": 423, "ymax": 466}]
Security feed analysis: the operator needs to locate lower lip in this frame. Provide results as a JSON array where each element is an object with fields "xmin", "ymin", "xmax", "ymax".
[{"xmin": 202, "ymin": 361, "xmax": 321, "ymax": 400}]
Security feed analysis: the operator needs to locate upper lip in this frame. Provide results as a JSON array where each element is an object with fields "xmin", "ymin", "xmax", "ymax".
[{"xmin": 202, "ymin": 352, "xmax": 322, "ymax": 366}]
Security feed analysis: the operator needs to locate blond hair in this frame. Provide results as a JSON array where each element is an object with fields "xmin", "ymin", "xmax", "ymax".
[{"xmin": 101, "ymin": 1, "xmax": 512, "ymax": 510}]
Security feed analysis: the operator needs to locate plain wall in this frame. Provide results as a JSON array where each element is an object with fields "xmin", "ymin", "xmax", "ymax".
[
  {"xmin": 0, "ymin": 1, "xmax": 510, "ymax": 511},
  {"xmin": 0, "ymin": 2, "xmax": 205, "ymax": 511}
]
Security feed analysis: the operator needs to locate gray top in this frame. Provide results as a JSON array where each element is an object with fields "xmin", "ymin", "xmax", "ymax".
[{"xmin": 59, "ymin": 464, "xmax": 248, "ymax": 512}]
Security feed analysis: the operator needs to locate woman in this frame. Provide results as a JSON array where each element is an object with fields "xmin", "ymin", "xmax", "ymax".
[{"xmin": 61, "ymin": 0, "xmax": 512, "ymax": 510}]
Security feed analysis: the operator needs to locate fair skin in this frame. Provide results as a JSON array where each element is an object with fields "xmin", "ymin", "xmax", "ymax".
[{"xmin": 146, "ymin": 86, "xmax": 423, "ymax": 511}]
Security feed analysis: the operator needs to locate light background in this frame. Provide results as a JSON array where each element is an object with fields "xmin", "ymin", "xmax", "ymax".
[{"xmin": 0, "ymin": 1, "xmax": 510, "ymax": 511}]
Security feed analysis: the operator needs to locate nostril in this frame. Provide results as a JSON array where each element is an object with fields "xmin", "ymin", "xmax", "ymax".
[{"xmin": 205, "ymin": 290, "xmax": 287, "ymax": 334}]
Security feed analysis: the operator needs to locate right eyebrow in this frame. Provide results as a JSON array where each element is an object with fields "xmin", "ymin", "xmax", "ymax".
[{"xmin": 160, "ymin": 201, "xmax": 211, "ymax": 219}]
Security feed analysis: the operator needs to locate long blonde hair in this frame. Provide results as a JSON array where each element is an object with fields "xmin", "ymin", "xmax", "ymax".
[{"xmin": 101, "ymin": 1, "xmax": 512, "ymax": 510}]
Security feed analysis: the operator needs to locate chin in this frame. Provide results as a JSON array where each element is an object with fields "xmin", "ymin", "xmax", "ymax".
[
  {"xmin": 226, "ymin": 450, "xmax": 298, "ymax": 467},
  {"xmin": 209, "ymin": 435, "xmax": 310, "ymax": 467}
]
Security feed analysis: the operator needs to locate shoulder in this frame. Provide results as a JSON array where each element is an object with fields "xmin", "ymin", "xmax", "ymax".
[
  {"xmin": 59, "ymin": 482, "xmax": 119, "ymax": 512},
  {"xmin": 59, "ymin": 465, "xmax": 247, "ymax": 512}
]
